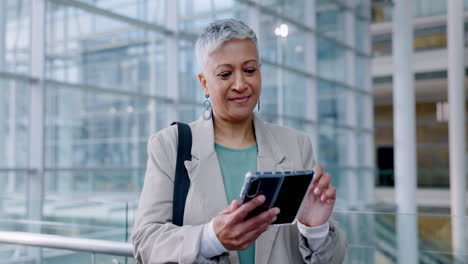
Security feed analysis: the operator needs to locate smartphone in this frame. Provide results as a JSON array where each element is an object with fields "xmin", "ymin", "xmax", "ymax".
[{"xmin": 239, "ymin": 170, "xmax": 314, "ymax": 225}]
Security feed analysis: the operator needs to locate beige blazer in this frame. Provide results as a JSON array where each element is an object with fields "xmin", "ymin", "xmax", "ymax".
[{"xmin": 132, "ymin": 114, "xmax": 347, "ymax": 264}]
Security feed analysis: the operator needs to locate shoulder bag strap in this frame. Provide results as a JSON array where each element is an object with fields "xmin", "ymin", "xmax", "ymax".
[{"xmin": 170, "ymin": 122, "xmax": 192, "ymax": 226}]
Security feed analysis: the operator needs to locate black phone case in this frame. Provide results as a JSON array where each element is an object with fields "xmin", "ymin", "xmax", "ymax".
[{"xmin": 240, "ymin": 171, "xmax": 314, "ymax": 225}]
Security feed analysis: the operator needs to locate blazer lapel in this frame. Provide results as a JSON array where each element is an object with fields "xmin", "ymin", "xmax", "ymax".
[
  {"xmin": 253, "ymin": 115, "xmax": 287, "ymax": 264},
  {"xmin": 184, "ymin": 118, "xmax": 229, "ymax": 221}
]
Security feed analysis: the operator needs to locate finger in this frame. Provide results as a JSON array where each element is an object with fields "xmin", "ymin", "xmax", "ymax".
[
  {"xmin": 320, "ymin": 186, "xmax": 336, "ymax": 202},
  {"xmin": 312, "ymin": 165, "xmax": 323, "ymax": 185},
  {"xmin": 220, "ymin": 200, "xmax": 240, "ymax": 215},
  {"xmin": 240, "ymin": 207, "xmax": 279, "ymax": 233},
  {"xmin": 313, "ymin": 172, "xmax": 331, "ymax": 196},
  {"xmin": 234, "ymin": 220, "xmax": 271, "ymax": 250},
  {"xmin": 317, "ymin": 172, "xmax": 331, "ymax": 188},
  {"xmin": 231, "ymin": 195, "xmax": 266, "ymax": 223}
]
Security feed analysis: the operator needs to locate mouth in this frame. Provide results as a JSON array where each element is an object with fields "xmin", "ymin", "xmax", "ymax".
[{"xmin": 230, "ymin": 96, "xmax": 250, "ymax": 104}]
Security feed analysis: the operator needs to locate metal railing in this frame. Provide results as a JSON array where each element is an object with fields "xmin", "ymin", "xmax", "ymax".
[{"xmin": 0, "ymin": 231, "xmax": 133, "ymax": 262}]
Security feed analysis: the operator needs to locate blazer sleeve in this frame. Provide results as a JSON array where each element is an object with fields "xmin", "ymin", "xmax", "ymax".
[
  {"xmin": 131, "ymin": 132, "xmax": 228, "ymax": 264},
  {"xmin": 298, "ymin": 135, "xmax": 348, "ymax": 264}
]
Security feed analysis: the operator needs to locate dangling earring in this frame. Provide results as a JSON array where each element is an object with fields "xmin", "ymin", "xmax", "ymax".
[
  {"xmin": 257, "ymin": 97, "xmax": 261, "ymax": 112},
  {"xmin": 203, "ymin": 94, "xmax": 212, "ymax": 120}
]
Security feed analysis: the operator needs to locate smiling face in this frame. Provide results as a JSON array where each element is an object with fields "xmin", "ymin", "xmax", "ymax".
[{"xmin": 198, "ymin": 38, "xmax": 261, "ymax": 123}]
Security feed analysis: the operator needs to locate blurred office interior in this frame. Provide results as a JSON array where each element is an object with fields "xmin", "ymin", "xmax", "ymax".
[{"xmin": 0, "ymin": 0, "xmax": 466, "ymax": 263}]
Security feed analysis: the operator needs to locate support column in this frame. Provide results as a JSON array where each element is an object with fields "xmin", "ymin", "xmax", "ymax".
[
  {"xmin": 447, "ymin": 0, "xmax": 466, "ymax": 260},
  {"xmin": 276, "ymin": 37, "xmax": 284, "ymax": 126},
  {"xmin": 0, "ymin": 0, "xmax": 6, "ymax": 216},
  {"xmin": 304, "ymin": 0, "xmax": 319, "ymax": 159},
  {"xmin": 148, "ymin": 35, "xmax": 158, "ymax": 132},
  {"xmin": 7, "ymin": 81, "xmax": 17, "ymax": 193},
  {"xmin": 165, "ymin": 0, "xmax": 178, "ymax": 123},
  {"xmin": 363, "ymin": 5, "xmax": 375, "ymax": 205},
  {"xmin": 344, "ymin": 2, "xmax": 361, "ymax": 257},
  {"xmin": 28, "ymin": 0, "xmax": 46, "ymax": 263},
  {"xmin": 393, "ymin": 0, "xmax": 418, "ymax": 263},
  {"xmin": 0, "ymin": 0, "xmax": 5, "ymax": 71},
  {"xmin": 247, "ymin": 2, "xmax": 260, "ymax": 42},
  {"xmin": 344, "ymin": 2, "xmax": 358, "ymax": 208}
]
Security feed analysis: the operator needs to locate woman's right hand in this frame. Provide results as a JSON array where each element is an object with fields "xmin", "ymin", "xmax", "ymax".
[{"xmin": 212, "ymin": 195, "xmax": 280, "ymax": 250}]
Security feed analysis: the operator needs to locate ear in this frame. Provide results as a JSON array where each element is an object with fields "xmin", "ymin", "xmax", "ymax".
[{"xmin": 198, "ymin": 73, "xmax": 209, "ymax": 96}]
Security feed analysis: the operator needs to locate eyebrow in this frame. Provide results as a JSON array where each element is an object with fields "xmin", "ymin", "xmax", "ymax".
[{"xmin": 215, "ymin": 59, "xmax": 259, "ymax": 70}]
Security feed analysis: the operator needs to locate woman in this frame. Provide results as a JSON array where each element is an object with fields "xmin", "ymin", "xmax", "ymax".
[{"xmin": 132, "ymin": 19, "xmax": 346, "ymax": 264}]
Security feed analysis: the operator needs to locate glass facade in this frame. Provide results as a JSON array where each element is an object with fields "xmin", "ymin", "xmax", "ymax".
[
  {"xmin": 1, "ymin": 0, "xmax": 373, "ymax": 204},
  {"xmin": 0, "ymin": 0, "xmax": 375, "ymax": 262},
  {"xmin": 372, "ymin": 0, "xmax": 468, "ymax": 23}
]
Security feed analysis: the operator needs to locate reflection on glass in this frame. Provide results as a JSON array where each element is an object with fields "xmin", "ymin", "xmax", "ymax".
[
  {"xmin": 317, "ymin": 80, "xmax": 347, "ymax": 124},
  {"xmin": 46, "ymin": 2, "xmax": 167, "ymax": 95},
  {"xmin": 1, "ymin": 0, "xmax": 374, "ymax": 230},
  {"xmin": 317, "ymin": 38, "xmax": 346, "ymax": 82},
  {"xmin": 2, "ymin": 0, "xmax": 31, "ymax": 74},
  {"xmin": 45, "ymin": 86, "xmax": 153, "ymax": 169},
  {"xmin": 0, "ymin": 78, "xmax": 30, "ymax": 168},
  {"xmin": 316, "ymin": 3, "xmax": 345, "ymax": 42}
]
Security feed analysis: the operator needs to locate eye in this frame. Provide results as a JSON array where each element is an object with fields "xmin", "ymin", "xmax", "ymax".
[
  {"xmin": 244, "ymin": 68, "xmax": 257, "ymax": 74},
  {"xmin": 218, "ymin": 72, "xmax": 232, "ymax": 79}
]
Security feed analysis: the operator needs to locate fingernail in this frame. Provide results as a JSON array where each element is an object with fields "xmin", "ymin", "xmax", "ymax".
[
  {"xmin": 274, "ymin": 208, "xmax": 280, "ymax": 215},
  {"xmin": 321, "ymin": 195, "xmax": 325, "ymax": 202},
  {"xmin": 314, "ymin": 187, "xmax": 320, "ymax": 195},
  {"xmin": 258, "ymin": 195, "xmax": 265, "ymax": 203},
  {"xmin": 272, "ymin": 216, "xmax": 277, "ymax": 222}
]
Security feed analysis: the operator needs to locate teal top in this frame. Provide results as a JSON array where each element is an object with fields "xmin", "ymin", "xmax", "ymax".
[{"xmin": 215, "ymin": 143, "xmax": 258, "ymax": 264}]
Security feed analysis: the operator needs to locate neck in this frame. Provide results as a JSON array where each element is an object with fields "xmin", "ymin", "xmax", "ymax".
[{"xmin": 213, "ymin": 114, "xmax": 256, "ymax": 149}]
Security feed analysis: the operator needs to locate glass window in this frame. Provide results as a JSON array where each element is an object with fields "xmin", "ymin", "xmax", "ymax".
[
  {"xmin": 318, "ymin": 125, "xmax": 348, "ymax": 167},
  {"xmin": 326, "ymin": 167, "xmax": 348, "ymax": 203},
  {"xmin": 179, "ymin": 40, "xmax": 203, "ymax": 102},
  {"xmin": 45, "ymin": 85, "xmax": 153, "ymax": 169},
  {"xmin": 316, "ymin": 1, "xmax": 345, "ymax": 42},
  {"xmin": 0, "ymin": 0, "xmax": 373, "ymax": 210},
  {"xmin": 259, "ymin": 15, "xmax": 308, "ymax": 71},
  {"xmin": 317, "ymin": 38, "xmax": 346, "ymax": 82},
  {"xmin": 45, "ymin": 169, "xmax": 145, "ymax": 194},
  {"xmin": 75, "ymin": 0, "xmax": 166, "ymax": 25},
  {"xmin": 258, "ymin": 0, "xmax": 307, "ymax": 24},
  {"xmin": 414, "ymin": 0, "xmax": 446, "ymax": 17},
  {"xmin": 284, "ymin": 70, "xmax": 307, "ymax": 118},
  {"xmin": 46, "ymin": 2, "xmax": 167, "ymax": 96},
  {"xmin": 0, "ymin": 78, "xmax": 30, "ymax": 168},
  {"xmin": 317, "ymin": 80, "xmax": 347, "ymax": 125},
  {"xmin": 179, "ymin": 1, "xmax": 246, "ymax": 33},
  {"xmin": 0, "ymin": 171, "xmax": 27, "ymax": 197},
  {"xmin": 3, "ymin": 0, "xmax": 31, "ymax": 74},
  {"xmin": 355, "ymin": 17, "xmax": 369, "ymax": 54},
  {"xmin": 356, "ymin": 55, "xmax": 368, "ymax": 91},
  {"xmin": 258, "ymin": 63, "xmax": 278, "ymax": 115}
]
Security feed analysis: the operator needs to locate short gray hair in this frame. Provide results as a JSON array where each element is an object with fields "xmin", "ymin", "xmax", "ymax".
[{"xmin": 195, "ymin": 19, "xmax": 258, "ymax": 72}]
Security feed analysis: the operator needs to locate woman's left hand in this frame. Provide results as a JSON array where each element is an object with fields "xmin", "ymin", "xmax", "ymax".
[{"xmin": 297, "ymin": 165, "xmax": 336, "ymax": 227}]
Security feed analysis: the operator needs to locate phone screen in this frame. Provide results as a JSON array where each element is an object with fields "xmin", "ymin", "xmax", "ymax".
[
  {"xmin": 242, "ymin": 176, "xmax": 281, "ymax": 221},
  {"xmin": 272, "ymin": 174, "xmax": 313, "ymax": 224}
]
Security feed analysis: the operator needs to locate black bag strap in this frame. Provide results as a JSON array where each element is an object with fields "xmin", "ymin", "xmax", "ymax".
[{"xmin": 170, "ymin": 122, "xmax": 192, "ymax": 226}]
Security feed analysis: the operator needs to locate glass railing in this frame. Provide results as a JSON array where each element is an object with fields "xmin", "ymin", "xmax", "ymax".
[
  {"xmin": 1, "ymin": 199, "xmax": 467, "ymax": 264},
  {"xmin": 2, "ymin": 245, "xmax": 135, "ymax": 264},
  {"xmin": 334, "ymin": 210, "xmax": 468, "ymax": 263},
  {"xmin": 0, "ymin": 197, "xmax": 138, "ymax": 240},
  {"xmin": 0, "ymin": 197, "xmax": 137, "ymax": 263}
]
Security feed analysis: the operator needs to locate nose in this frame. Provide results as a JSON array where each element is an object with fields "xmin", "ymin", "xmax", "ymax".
[{"xmin": 232, "ymin": 71, "xmax": 247, "ymax": 92}]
